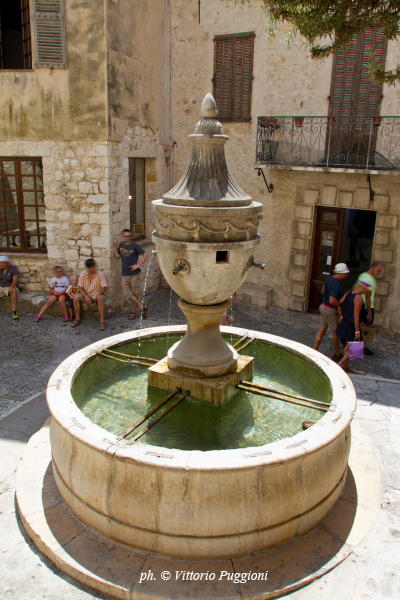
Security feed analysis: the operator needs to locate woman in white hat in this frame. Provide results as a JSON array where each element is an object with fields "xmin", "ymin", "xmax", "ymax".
[{"xmin": 313, "ymin": 262, "xmax": 350, "ymax": 361}]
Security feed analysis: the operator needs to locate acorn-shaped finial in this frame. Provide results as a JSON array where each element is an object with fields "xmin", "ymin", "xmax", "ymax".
[{"xmin": 201, "ymin": 93, "xmax": 218, "ymax": 118}]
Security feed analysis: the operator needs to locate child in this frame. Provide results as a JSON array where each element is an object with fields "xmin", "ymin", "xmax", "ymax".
[
  {"xmin": 34, "ymin": 266, "xmax": 70, "ymax": 322},
  {"xmin": 66, "ymin": 276, "xmax": 79, "ymax": 321}
]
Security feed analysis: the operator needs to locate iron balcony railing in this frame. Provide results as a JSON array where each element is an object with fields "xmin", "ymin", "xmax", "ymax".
[{"xmin": 256, "ymin": 116, "xmax": 400, "ymax": 170}]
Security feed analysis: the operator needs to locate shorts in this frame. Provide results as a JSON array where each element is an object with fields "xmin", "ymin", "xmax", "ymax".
[
  {"xmin": 74, "ymin": 293, "xmax": 104, "ymax": 303},
  {"xmin": 50, "ymin": 292, "xmax": 68, "ymax": 299},
  {"xmin": 319, "ymin": 304, "xmax": 339, "ymax": 332},
  {"xmin": 122, "ymin": 275, "xmax": 140, "ymax": 299},
  {"xmin": 67, "ymin": 297, "xmax": 74, "ymax": 309},
  {"xmin": 0, "ymin": 286, "xmax": 19, "ymax": 298}
]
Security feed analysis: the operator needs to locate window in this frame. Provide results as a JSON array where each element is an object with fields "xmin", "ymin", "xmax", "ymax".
[
  {"xmin": 329, "ymin": 26, "xmax": 387, "ymax": 119},
  {"xmin": 129, "ymin": 158, "xmax": 145, "ymax": 240},
  {"xmin": 213, "ymin": 32, "xmax": 255, "ymax": 122},
  {"xmin": 0, "ymin": 158, "xmax": 46, "ymax": 252},
  {"xmin": 0, "ymin": 0, "xmax": 32, "ymax": 69}
]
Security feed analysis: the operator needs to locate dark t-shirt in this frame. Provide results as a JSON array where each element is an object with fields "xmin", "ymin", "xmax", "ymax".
[
  {"xmin": 118, "ymin": 242, "xmax": 145, "ymax": 277},
  {"xmin": 1, "ymin": 265, "xmax": 19, "ymax": 288},
  {"xmin": 322, "ymin": 276, "xmax": 342, "ymax": 309}
]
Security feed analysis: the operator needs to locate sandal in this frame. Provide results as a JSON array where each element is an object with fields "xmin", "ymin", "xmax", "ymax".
[
  {"xmin": 34, "ymin": 316, "xmax": 40, "ymax": 323},
  {"xmin": 68, "ymin": 316, "xmax": 74, "ymax": 321},
  {"xmin": 342, "ymin": 366, "xmax": 356, "ymax": 374},
  {"xmin": 63, "ymin": 316, "xmax": 69, "ymax": 322},
  {"xmin": 128, "ymin": 311, "xmax": 137, "ymax": 320},
  {"xmin": 99, "ymin": 322, "xmax": 106, "ymax": 331},
  {"xmin": 71, "ymin": 319, "xmax": 81, "ymax": 328},
  {"xmin": 142, "ymin": 305, "xmax": 148, "ymax": 320}
]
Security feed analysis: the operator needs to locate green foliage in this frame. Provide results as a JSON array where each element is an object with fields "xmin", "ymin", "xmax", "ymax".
[{"xmin": 235, "ymin": 1, "xmax": 400, "ymax": 84}]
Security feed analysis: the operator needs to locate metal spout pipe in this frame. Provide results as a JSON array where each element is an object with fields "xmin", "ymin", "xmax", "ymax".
[
  {"xmin": 252, "ymin": 262, "xmax": 266, "ymax": 269},
  {"xmin": 172, "ymin": 265, "xmax": 184, "ymax": 274}
]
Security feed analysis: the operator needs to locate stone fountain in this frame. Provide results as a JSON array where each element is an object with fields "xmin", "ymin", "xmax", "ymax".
[
  {"xmin": 149, "ymin": 93, "xmax": 262, "ymax": 403},
  {"xmin": 16, "ymin": 94, "xmax": 361, "ymax": 600}
]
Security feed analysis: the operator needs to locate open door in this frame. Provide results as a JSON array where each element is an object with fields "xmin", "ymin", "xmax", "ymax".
[{"xmin": 308, "ymin": 207, "xmax": 345, "ymax": 311}]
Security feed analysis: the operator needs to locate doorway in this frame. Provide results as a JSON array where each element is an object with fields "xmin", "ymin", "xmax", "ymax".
[{"xmin": 308, "ymin": 206, "xmax": 376, "ymax": 311}]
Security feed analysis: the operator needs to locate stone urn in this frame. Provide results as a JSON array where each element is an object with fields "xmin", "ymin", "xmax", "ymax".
[{"xmin": 152, "ymin": 93, "xmax": 263, "ymax": 378}]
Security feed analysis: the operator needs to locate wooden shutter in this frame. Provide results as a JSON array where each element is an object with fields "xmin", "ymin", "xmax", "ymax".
[
  {"xmin": 32, "ymin": 0, "xmax": 67, "ymax": 69},
  {"xmin": 356, "ymin": 27, "xmax": 387, "ymax": 119},
  {"xmin": 214, "ymin": 37, "xmax": 233, "ymax": 121},
  {"xmin": 329, "ymin": 26, "xmax": 387, "ymax": 119},
  {"xmin": 213, "ymin": 33, "xmax": 254, "ymax": 122},
  {"xmin": 329, "ymin": 37, "xmax": 359, "ymax": 118}
]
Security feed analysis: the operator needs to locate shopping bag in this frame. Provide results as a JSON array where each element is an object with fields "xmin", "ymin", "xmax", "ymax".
[
  {"xmin": 361, "ymin": 324, "xmax": 376, "ymax": 343},
  {"xmin": 348, "ymin": 340, "xmax": 365, "ymax": 361}
]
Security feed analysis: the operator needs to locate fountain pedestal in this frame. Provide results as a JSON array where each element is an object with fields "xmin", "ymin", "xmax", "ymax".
[{"xmin": 168, "ymin": 299, "xmax": 237, "ymax": 378}]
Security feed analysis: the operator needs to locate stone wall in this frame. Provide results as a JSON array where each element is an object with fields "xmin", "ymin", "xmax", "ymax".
[
  {"xmin": 0, "ymin": 137, "xmax": 162, "ymax": 305},
  {"xmin": 0, "ymin": 0, "xmax": 107, "ymax": 141},
  {"xmin": 278, "ymin": 169, "xmax": 400, "ymax": 333}
]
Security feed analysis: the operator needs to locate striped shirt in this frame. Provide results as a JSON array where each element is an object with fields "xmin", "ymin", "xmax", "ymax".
[{"xmin": 78, "ymin": 269, "xmax": 107, "ymax": 299}]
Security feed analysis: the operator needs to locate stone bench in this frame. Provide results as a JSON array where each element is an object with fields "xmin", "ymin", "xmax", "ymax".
[
  {"xmin": 0, "ymin": 291, "xmax": 114, "ymax": 319},
  {"xmin": 236, "ymin": 283, "xmax": 273, "ymax": 308}
]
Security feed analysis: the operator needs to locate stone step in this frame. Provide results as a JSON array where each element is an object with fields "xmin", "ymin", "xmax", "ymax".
[
  {"xmin": 0, "ymin": 291, "xmax": 114, "ymax": 319},
  {"xmin": 236, "ymin": 284, "xmax": 272, "ymax": 308}
]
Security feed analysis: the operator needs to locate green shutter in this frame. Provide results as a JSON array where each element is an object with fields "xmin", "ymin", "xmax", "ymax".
[{"xmin": 32, "ymin": 0, "xmax": 67, "ymax": 69}]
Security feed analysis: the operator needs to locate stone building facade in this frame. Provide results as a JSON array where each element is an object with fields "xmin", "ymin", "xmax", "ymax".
[
  {"xmin": 0, "ymin": 0, "xmax": 171, "ymax": 306},
  {"xmin": 168, "ymin": 0, "xmax": 400, "ymax": 335},
  {"xmin": 1, "ymin": 0, "xmax": 400, "ymax": 334}
]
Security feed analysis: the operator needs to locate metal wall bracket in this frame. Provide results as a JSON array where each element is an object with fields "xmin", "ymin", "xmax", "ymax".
[
  {"xmin": 255, "ymin": 167, "xmax": 273, "ymax": 193},
  {"xmin": 367, "ymin": 174, "xmax": 375, "ymax": 203}
]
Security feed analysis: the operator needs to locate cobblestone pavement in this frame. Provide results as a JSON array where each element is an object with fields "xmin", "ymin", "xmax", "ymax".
[{"xmin": 1, "ymin": 288, "xmax": 399, "ymax": 416}]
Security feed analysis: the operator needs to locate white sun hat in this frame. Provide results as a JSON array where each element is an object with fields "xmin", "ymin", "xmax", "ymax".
[
  {"xmin": 333, "ymin": 263, "xmax": 350, "ymax": 274},
  {"xmin": 0, "ymin": 255, "xmax": 10, "ymax": 263}
]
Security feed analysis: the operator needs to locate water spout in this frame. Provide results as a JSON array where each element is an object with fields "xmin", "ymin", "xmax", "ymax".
[
  {"xmin": 172, "ymin": 265, "xmax": 184, "ymax": 275},
  {"xmin": 252, "ymin": 262, "xmax": 266, "ymax": 270}
]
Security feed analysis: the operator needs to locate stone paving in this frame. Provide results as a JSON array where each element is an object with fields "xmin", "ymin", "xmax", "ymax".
[
  {"xmin": 0, "ymin": 289, "xmax": 400, "ymax": 598},
  {"xmin": 1, "ymin": 288, "xmax": 399, "ymax": 416}
]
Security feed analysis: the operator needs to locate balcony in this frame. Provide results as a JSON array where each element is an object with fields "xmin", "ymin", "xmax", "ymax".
[{"xmin": 256, "ymin": 116, "xmax": 400, "ymax": 171}]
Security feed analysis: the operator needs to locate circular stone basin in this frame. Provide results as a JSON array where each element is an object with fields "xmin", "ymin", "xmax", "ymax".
[{"xmin": 47, "ymin": 326, "xmax": 356, "ymax": 560}]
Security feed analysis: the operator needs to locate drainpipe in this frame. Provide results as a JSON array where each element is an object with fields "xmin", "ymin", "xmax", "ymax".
[{"xmin": 172, "ymin": 141, "xmax": 177, "ymax": 186}]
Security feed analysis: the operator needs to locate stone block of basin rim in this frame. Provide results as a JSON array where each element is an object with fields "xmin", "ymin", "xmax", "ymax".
[
  {"xmin": 236, "ymin": 284, "xmax": 273, "ymax": 308},
  {"xmin": 148, "ymin": 354, "xmax": 254, "ymax": 406}
]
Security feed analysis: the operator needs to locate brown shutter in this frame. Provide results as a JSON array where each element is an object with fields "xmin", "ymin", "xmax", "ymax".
[
  {"xmin": 329, "ymin": 37, "xmax": 359, "ymax": 118},
  {"xmin": 213, "ymin": 33, "xmax": 254, "ymax": 122},
  {"xmin": 329, "ymin": 26, "xmax": 387, "ymax": 119},
  {"xmin": 32, "ymin": 0, "xmax": 67, "ymax": 69},
  {"xmin": 232, "ymin": 35, "xmax": 254, "ymax": 121},
  {"xmin": 355, "ymin": 26, "xmax": 387, "ymax": 119},
  {"xmin": 214, "ymin": 37, "xmax": 233, "ymax": 121}
]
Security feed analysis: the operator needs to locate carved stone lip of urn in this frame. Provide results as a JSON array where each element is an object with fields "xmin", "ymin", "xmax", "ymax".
[{"xmin": 152, "ymin": 93, "xmax": 263, "ymax": 378}]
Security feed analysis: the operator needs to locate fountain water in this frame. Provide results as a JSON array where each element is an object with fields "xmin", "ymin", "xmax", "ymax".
[{"xmin": 29, "ymin": 95, "xmax": 356, "ymax": 568}]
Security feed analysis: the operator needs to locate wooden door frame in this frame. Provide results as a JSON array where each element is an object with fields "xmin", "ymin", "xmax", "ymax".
[{"xmin": 307, "ymin": 206, "xmax": 345, "ymax": 311}]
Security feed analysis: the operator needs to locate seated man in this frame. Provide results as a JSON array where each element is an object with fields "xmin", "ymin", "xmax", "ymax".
[
  {"xmin": 0, "ymin": 255, "xmax": 19, "ymax": 320},
  {"xmin": 71, "ymin": 259, "xmax": 107, "ymax": 330}
]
